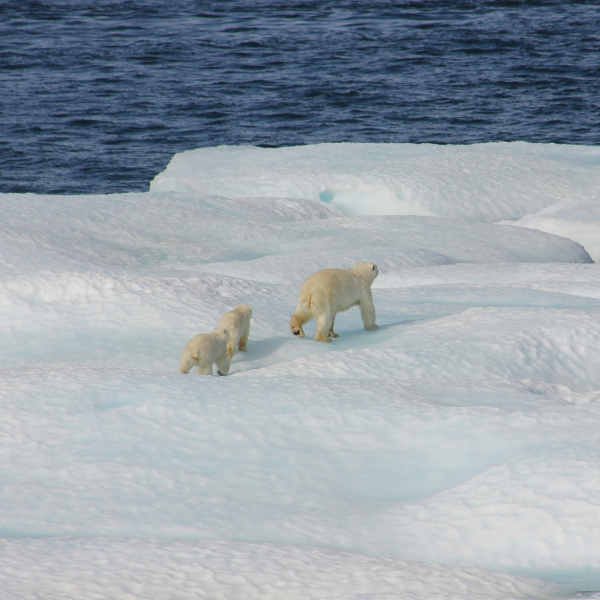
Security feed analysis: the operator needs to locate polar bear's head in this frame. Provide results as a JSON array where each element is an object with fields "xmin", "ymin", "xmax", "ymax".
[
  {"xmin": 354, "ymin": 262, "xmax": 378, "ymax": 284},
  {"xmin": 213, "ymin": 327, "xmax": 231, "ymax": 343},
  {"xmin": 235, "ymin": 304, "xmax": 253, "ymax": 317}
]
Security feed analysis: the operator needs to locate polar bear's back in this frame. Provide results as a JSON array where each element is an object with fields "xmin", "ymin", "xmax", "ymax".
[
  {"xmin": 185, "ymin": 333, "xmax": 220, "ymax": 354},
  {"xmin": 302, "ymin": 268, "xmax": 361, "ymax": 288},
  {"xmin": 183, "ymin": 330, "xmax": 228, "ymax": 358},
  {"xmin": 179, "ymin": 328, "xmax": 230, "ymax": 374},
  {"xmin": 218, "ymin": 304, "xmax": 252, "ymax": 331},
  {"xmin": 298, "ymin": 268, "xmax": 365, "ymax": 311}
]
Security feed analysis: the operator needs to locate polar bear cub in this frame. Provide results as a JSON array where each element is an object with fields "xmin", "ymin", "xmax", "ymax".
[
  {"xmin": 290, "ymin": 262, "xmax": 379, "ymax": 343},
  {"xmin": 218, "ymin": 304, "xmax": 252, "ymax": 360},
  {"xmin": 179, "ymin": 327, "xmax": 231, "ymax": 375}
]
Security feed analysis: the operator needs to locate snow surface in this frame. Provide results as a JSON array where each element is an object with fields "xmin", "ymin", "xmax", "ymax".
[
  {"xmin": 2, "ymin": 142, "xmax": 600, "ymax": 599},
  {"xmin": 150, "ymin": 142, "xmax": 600, "ymax": 223},
  {"xmin": 509, "ymin": 197, "xmax": 600, "ymax": 263}
]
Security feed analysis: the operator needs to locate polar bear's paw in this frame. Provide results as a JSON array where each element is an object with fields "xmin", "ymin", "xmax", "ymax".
[{"xmin": 365, "ymin": 324, "xmax": 379, "ymax": 331}]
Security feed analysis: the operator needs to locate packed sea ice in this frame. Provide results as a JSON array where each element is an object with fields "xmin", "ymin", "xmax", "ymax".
[{"xmin": 2, "ymin": 142, "xmax": 600, "ymax": 599}]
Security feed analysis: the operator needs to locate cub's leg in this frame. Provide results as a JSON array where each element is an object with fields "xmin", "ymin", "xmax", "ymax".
[
  {"xmin": 216, "ymin": 355, "xmax": 230, "ymax": 377},
  {"xmin": 238, "ymin": 325, "xmax": 249, "ymax": 352},
  {"xmin": 226, "ymin": 335, "xmax": 238, "ymax": 361},
  {"xmin": 359, "ymin": 291, "xmax": 378, "ymax": 331},
  {"xmin": 196, "ymin": 362, "xmax": 213, "ymax": 375}
]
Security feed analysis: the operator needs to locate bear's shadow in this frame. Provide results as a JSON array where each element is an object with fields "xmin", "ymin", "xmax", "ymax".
[
  {"xmin": 233, "ymin": 336, "xmax": 289, "ymax": 362},
  {"xmin": 328, "ymin": 320, "xmax": 409, "ymax": 347},
  {"xmin": 230, "ymin": 320, "xmax": 410, "ymax": 374},
  {"xmin": 246, "ymin": 320, "xmax": 407, "ymax": 359}
]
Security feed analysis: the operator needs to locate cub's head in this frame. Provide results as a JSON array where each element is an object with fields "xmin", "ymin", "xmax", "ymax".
[
  {"xmin": 354, "ymin": 262, "xmax": 378, "ymax": 283},
  {"xmin": 235, "ymin": 304, "xmax": 253, "ymax": 317},
  {"xmin": 213, "ymin": 327, "xmax": 230, "ymax": 343},
  {"xmin": 179, "ymin": 361, "xmax": 192, "ymax": 374}
]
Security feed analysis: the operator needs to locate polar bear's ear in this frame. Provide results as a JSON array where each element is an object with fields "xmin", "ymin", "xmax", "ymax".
[
  {"xmin": 191, "ymin": 352, "xmax": 198, "ymax": 360},
  {"xmin": 372, "ymin": 264, "xmax": 377, "ymax": 270}
]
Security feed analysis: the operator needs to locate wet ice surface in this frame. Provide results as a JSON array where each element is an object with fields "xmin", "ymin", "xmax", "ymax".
[{"xmin": 2, "ymin": 142, "xmax": 600, "ymax": 599}]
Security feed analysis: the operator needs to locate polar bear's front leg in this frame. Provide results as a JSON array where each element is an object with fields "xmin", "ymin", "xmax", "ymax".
[
  {"xmin": 359, "ymin": 290, "xmax": 378, "ymax": 331},
  {"xmin": 329, "ymin": 315, "xmax": 339, "ymax": 338},
  {"xmin": 238, "ymin": 327, "xmax": 249, "ymax": 352}
]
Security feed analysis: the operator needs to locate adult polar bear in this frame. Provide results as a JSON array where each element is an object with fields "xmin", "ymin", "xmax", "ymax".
[{"xmin": 290, "ymin": 262, "xmax": 379, "ymax": 343}]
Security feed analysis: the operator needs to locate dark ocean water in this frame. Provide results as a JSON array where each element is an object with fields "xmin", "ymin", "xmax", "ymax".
[{"xmin": 1, "ymin": 0, "xmax": 600, "ymax": 195}]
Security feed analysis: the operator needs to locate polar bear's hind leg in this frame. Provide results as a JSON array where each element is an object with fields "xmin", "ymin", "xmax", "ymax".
[
  {"xmin": 290, "ymin": 310, "xmax": 310, "ymax": 338},
  {"xmin": 315, "ymin": 311, "xmax": 334, "ymax": 343}
]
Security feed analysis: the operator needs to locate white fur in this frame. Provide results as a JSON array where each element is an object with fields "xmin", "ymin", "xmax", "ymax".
[
  {"xmin": 290, "ymin": 262, "xmax": 379, "ymax": 343},
  {"xmin": 218, "ymin": 304, "xmax": 253, "ymax": 360},
  {"xmin": 179, "ymin": 327, "xmax": 231, "ymax": 375}
]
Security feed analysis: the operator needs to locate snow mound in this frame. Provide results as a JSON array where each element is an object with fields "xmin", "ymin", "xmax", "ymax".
[
  {"xmin": 0, "ymin": 539, "xmax": 568, "ymax": 600},
  {"xmin": 195, "ymin": 217, "xmax": 592, "ymax": 286},
  {"xmin": 198, "ymin": 245, "xmax": 457, "ymax": 285},
  {"xmin": 370, "ymin": 448, "xmax": 600, "ymax": 575},
  {"xmin": 509, "ymin": 197, "xmax": 600, "ymax": 262},
  {"xmin": 0, "ymin": 271, "xmax": 289, "ymax": 370},
  {"xmin": 374, "ymin": 263, "xmax": 600, "ymax": 298},
  {"xmin": 251, "ymin": 307, "xmax": 600, "ymax": 391},
  {"xmin": 150, "ymin": 142, "xmax": 600, "ymax": 222},
  {"xmin": 1, "ymin": 193, "xmax": 590, "ymax": 282},
  {"xmin": 0, "ymin": 192, "xmax": 336, "ymax": 274}
]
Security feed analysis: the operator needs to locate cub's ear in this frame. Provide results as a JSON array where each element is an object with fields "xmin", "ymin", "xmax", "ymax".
[
  {"xmin": 372, "ymin": 264, "xmax": 377, "ymax": 270},
  {"xmin": 191, "ymin": 353, "xmax": 198, "ymax": 361}
]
